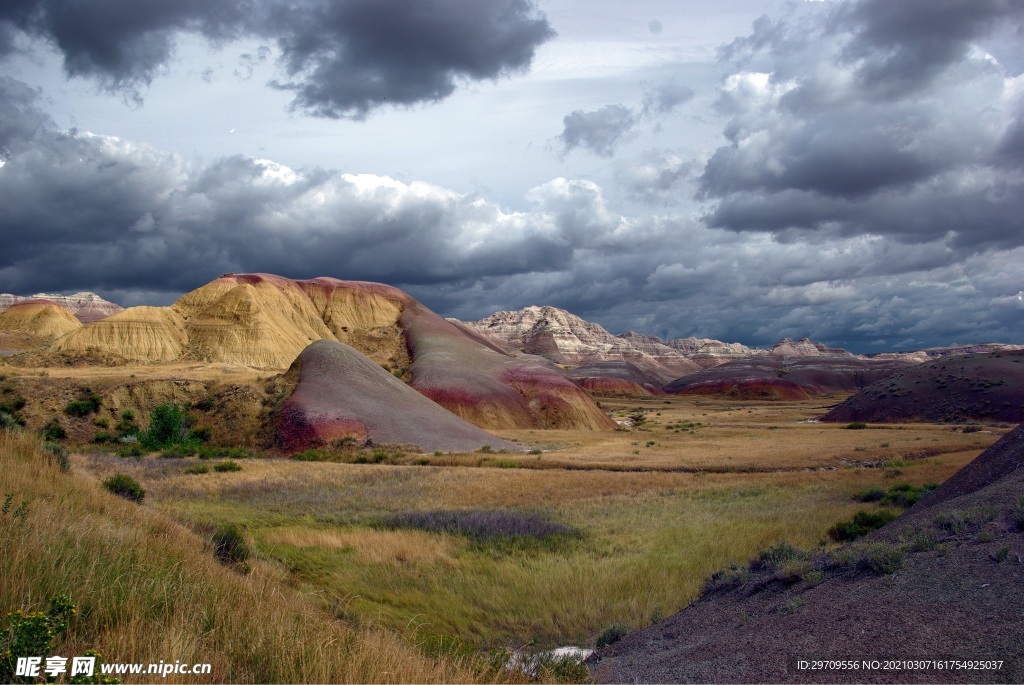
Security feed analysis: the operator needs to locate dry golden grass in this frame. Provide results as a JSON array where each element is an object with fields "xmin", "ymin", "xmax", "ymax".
[{"xmin": 0, "ymin": 429, "xmax": 497, "ymax": 683}]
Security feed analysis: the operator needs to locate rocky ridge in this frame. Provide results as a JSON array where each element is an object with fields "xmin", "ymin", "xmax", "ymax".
[
  {"xmin": 463, "ymin": 307, "xmax": 862, "ymax": 380},
  {"xmin": 0, "ymin": 291, "xmax": 124, "ymax": 323}
]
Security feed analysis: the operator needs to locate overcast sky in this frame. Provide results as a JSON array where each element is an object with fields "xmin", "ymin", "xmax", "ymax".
[{"xmin": 1, "ymin": 0, "xmax": 1022, "ymax": 352}]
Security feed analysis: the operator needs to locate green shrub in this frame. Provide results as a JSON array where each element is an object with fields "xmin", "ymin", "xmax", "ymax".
[
  {"xmin": 0, "ymin": 395, "xmax": 27, "ymax": 426},
  {"xmin": 212, "ymin": 524, "xmax": 251, "ymax": 566},
  {"xmin": 595, "ymin": 623, "xmax": 628, "ymax": 649},
  {"xmin": 213, "ymin": 460, "xmax": 242, "ymax": 473},
  {"xmin": 0, "ymin": 595, "xmax": 76, "ymax": 683},
  {"xmin": 102, "ymin": 474, "xmax": 144, "ymax": 503},
  {"xmin": 843, "ymin": 422, "xmax": 868, "ymax": 430},
  {"xmin": 64, "ymin": 388, "xmax": 102, "ymax": 417},
  {"xmin": 93, "ymin": 431, "xmax": 113, "ymax": 444},
  {"xmin": 1013, "ymin": 496, "xmax": 1024, "ymax": 532},
  {"xmin": 41, "ymin": 418, "xmax": 67, "ymax": 442},
  {"xmin": 828, "ymin": 510, "xmax": 896, "ymax": 542},
  {"xmin": 143, "ymin": 403, "xmax": 190, "ymax": 448},
  {"xmin": 856, "ymin": 487, "xmax": 886, "ymax": 502},
  {"xmin": 882, "ymin": 482, "xmax": 937, "ymax": 507},
  {"xmin": 184, "ymin": 463, "xmax": 210, "ymax": 475}
]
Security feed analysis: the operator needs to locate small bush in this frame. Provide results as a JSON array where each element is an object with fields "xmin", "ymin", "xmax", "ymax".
[
  {"xmin": 184, "ymin": 463, "xmax": 210, "ymax": 475},
  {"xmin": 43, "ymin": 442, "xmax": 70, "ymax": 473},
  {"xmin": 64, "ymin": 388, "xmax": 102, "ymax": 417},
  {"xmin": 190, "ymin": 425, "xmax": 213, "ymax": 443},
  {"xmin": 41, "ymin": 418, "xmax": 67, "ymax": 442},
  {"xmin": 828, "ymin": 510, "xmax": 897, "ymax": 542},
  {"xmin": 830, "ymin": 542, "xmax": 904, "ymax": 575},
  {"xmin": 843, "ymin": 422, "xmax": 868, "ymax": 430},
  {"xmin": 213, "ymin": 460, "xmax": 242, "ymax": 472},
  {"xmin": 595, "ymin": 623, "xmax": 628, "ymax": 649},
  {"xmin": 102, "ymin": 474, "xmax": 144, "ymax": 503},
  {"xmin": 212, "ymin": 524, "xmax": 251, "ymax": 566},
  {"xmin": 93, "ymin": 431, "xmax": 113, "ymax": 444},
  {"xmin": 704, "ymin": 563, "xmax": 750, "ymax": 593},
  {"xmin": 856, "ymin": 487, "xmax": 886, "ymax": 502},
  {"xmin": 0, "ymin": 595, "xmax": 76, "ymax": 683},
  {"xmin": 0, "ymin": 411, "xmax": 22, "ymax": 430}
]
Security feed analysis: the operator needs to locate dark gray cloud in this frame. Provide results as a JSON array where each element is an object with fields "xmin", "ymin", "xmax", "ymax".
[
  {"xmin": 0, "ymin": 0, "xmax": 554, "ymax": 116},
  {"xmin": 834, "ymin": 0, "xmax": 1024, "ymax": 98},
  {"xmin": 269, "ymin": 0, "xmax": 555, "ymax": 119},
  {"xmin": 558, "ymin": 104, "xmax": 639, "ymax": 157},
  {"xmin": 698, "ymin": 0, "xmax": 1024, "ymax": 256}
]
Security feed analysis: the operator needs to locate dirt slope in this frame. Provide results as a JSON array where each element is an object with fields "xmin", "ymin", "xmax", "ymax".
[
  {"xmin": 568, "ymin": 361, "xmax": 667, "ymax": 398},
  {"xmin": 822, "ymin": 350, "xmax": 1024, "ymax": 424},
  {"xmin": 277, "ymin": 340, "xmax": 523, "ymax": 453},
  {"xmin": 588, "ymin": 424, "xmax": 1024, "ymax": 684}
]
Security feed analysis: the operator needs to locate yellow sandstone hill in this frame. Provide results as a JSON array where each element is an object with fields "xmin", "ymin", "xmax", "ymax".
[
  {"xmin": 51, "ymin": 306, "xmax": 187, "ymax": 362},
  {"xmin": 0, "ymin": 300, "xmax": 83, "ymax": 343}
]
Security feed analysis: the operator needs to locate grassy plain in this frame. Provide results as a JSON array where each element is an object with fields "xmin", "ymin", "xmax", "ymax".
[{"xmin": 70, "ymin": 395, "xmax": 1004, "ymax": 652}]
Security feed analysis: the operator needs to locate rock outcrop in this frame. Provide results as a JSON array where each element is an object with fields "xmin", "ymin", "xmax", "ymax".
[{"xmin": 277, "ymin": 340, "xmax": 523, "ymax": 453}]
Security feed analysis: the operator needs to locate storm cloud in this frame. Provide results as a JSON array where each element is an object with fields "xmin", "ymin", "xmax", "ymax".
[
  {"xmin": 0, "ymin": 0, "xmax": 554, "ymax": 116},
  {"xmin": 699, "ymin": 0, "xmax": 1024, "ymax": 257}
]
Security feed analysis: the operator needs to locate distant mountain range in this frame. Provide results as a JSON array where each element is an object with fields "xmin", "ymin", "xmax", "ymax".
[{"xmin": 460, "ymin": 305, "xmax": 1022, "ymax": 382}]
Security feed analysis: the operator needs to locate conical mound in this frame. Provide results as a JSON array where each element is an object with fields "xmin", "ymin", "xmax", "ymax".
[
  {"xmin": 277, "ymin": 339, "xmax": 523, "ymax": 453},
  {"xmin": 0, "ymin": 300, "xmax": 82, "ymax": 340}
]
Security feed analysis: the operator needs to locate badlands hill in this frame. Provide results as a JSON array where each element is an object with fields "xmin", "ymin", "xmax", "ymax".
[
  {"xmin": 822, "ymin": 350, "xmax": 1024, "ymax": 424},
  {"xmin": 0, "ymin": 300, "xmax": 82, "ymax": 338},
  {"xmin": 44, "ymin": 273, "xmax": 612, "ymax": 432},
  {"xmin": 0, "ymin": 291, "xmax": 123, "ymax": 323},
  {"xmin": 664, "ymin": 357, "xmax": 914, "ymax": 400},
  {"xmin": 277, "ymin": 340, "xmax": 522, "ymax": 453},
  {"xmin": 589, "ymin": 423, "xmax": 1024, "ymax": 683},
  {"xmin": 464, "ymin": 306, "xmax": 702, "ymax": 382}
]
